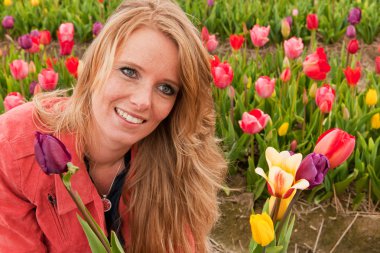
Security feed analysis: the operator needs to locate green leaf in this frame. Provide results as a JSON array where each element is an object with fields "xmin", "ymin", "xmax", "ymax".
[
  {"xmin": 77, "ymin": 215, "xmax": 108, "ymax": 253},
  {"xmin": 110, "ymin": 231, "xmax": 125, "ymax": 253},
  {"xmin": 266, "ymin": 245, "xmax": 284, "ymax": 253},
  {"xmin": 334, "ymin": 169, "xmax": 358, "ymax": 195},
  {"xmin": 355, "ymin": 174, "xmax": 369, "ymax": 193}
]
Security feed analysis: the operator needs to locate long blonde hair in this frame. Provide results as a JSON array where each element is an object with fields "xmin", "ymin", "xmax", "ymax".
[{"xmin": 33, "ymin": 0, "xmax": 227, "ymax": 252}]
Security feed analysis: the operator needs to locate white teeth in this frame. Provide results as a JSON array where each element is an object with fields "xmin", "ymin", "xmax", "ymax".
[{"xmin": 116, "ymin": 108, "xmax": 144, "ymax": 124}]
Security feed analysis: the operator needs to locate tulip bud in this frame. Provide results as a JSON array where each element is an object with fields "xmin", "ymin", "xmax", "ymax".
[
  {"xmin": 34, "ymin": 132, "xmax": 72, "ymax": 175},
  {"xmin": 250, "ymin": 213, "xmax": 274, "ymax": 246},
  {"xmin": 9, "ymin": 59, "xmax": 29, "ymax": 80},
  {"xmin": 306, "ymin": 14, "xmax": 318, "ymax": 30},
  {"xmin": 292, "ymin": 9, "xmax": 299, "ymax": 16},
  {"xmin": 347, "ymin": 39, "xmax": 359, "ymax": 54},
  {"xmin": 4, "ymin": 0, "xmax": 12, "ymax": 6},
  {"xmin": 28, "ymin": 61, "xmax": 36, "ymax": 73},
  {"xmin": 92, "ymin": 21, "xmax": 103, "ymax": 37},
  {"xmin": 3, "ymin": 92, "xmax": 25, "ymax": 111},
  {"xmin": 29, "ymin": 81, "xmax": 38, "ymax": 95},
  {"xmin": 1, "ymin": 15, "xmax": 14, "ymax": 29},
  {"xmin": 31, "ymin": 0, "xmax": 39, "ymax": 6},
  {"xmin": 281, "ymin": 19, "xmax": 290, "ymax": 39},
  {"xmin": 227, "ymin": 85, "xmax": 235, "ymax": 99},
  {"xmin": 255, "ymin": 76, "xmax": 276, "ymax": 98},
  {"xmin": 280, "ymin": 68, "xmax": 291, "ymax": 83},
  {"xmin": 365, "ymin": 89, "xmax": 378, "ymax": 106},
  {"xmin": 282, "ymin": 57, "xmax": 290, "ymax": 69},
  {"xmin": 346, "ymin": 25, "xmax": 356, "ymax": 38},
  {"xmin": 278, "ymin": 122, "xmax": 289, "ymax": 136},
  {"xmin": 347, "ymin": 7, "xmax": 361, "ymax": 25},
  {"xmin": 342, "ymin": 105, "xmax": 350, "ymax": 120},
  {"xmin": 285, "ymin": 16, "xmax": 293, "ymax": 27},
  {"xmin": 295, "ymin": 153, "xmax": 330, "ymax": 189},
  {"xmin": 309, "ymin": 82, "xmax": 318, "ymax": 98},
  {"xmin": 290, "ymin": 139, "xmax": 297, "ymax": 152},
  {"xmin": 239, "ymin": 109, "xmax": 270, "ymax": 134},
  {"xmin": 207, "ymin": 0, "xmax": 214, "ymax": 6},
  {"xmin": 376, "ymin": 57, "xmax": 380, "ymax": 75},
  {"xmin": 314, "ymin": 128, "xmax": 355, "ymax": 169},
  {"xmin": 38, "ymin": 68, "xmax": 59, "ymax": 91},
  {"xmin": 371, "ymin": 113, "xmax": 380, "ymax": 129},
  {"xmin": 303, "ymin": 88, "xmax": 308, "ymax": 105},
  {"xmin": 18, "ymin": 34, "xmax": 33, "ymax": 50}
]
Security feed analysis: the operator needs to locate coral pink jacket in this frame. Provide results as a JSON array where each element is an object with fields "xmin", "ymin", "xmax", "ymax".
[{"xmin": 0, "ymin": 103, "xmax": 125, "ymax": 252}]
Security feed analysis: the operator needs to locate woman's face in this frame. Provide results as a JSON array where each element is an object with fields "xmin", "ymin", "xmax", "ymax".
[{"xmin": 91, "ymin": 27, "xmax": 180, "ymax": 150}]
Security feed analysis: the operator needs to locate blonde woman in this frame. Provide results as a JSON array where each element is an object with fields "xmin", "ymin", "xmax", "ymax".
[{"xmin": 0, "ymin": 0, "xmax": 227, "ymax": 252}]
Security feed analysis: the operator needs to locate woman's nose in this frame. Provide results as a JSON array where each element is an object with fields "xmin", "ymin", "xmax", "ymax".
[{"xmin": 129, "ymin": 84, "xmax": 152, "ymax": 111}]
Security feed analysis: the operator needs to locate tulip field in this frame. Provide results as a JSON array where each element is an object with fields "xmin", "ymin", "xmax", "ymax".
[{"xmin": 1, "ymin": 0, "xmax": 380, "ymax": 252}]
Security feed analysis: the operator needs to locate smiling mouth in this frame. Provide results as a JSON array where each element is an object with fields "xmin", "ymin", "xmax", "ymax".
[{"xmin": 115, "ymin": 107, "xmax": 145, "ymax": 124}]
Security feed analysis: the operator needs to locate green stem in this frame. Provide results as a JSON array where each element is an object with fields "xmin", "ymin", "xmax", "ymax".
[
  {"xmin": 270, "ymin": 197, "xmax": 281, "ymax": 225},
  {"xmin": 251, "ymin": 134, "xmax": 255, "ymax": 168},
  {"xmin": 275, "ymin": 190, "xmax": 301, "ymax": 236}
]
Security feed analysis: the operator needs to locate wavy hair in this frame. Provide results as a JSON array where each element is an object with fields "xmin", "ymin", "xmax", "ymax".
[{"xmin": 33, "ymin": 0, "xmax": 227, "ymax": 252}]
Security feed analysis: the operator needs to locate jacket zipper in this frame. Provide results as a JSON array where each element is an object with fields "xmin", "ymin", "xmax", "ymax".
[{"xmin": 47, "ymin": 193, "xmax": 67, "ymax": 241}]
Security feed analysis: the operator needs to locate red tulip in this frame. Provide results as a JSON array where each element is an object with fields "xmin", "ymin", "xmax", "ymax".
[
  {"xmin": 39, "ymin": 30, "xmax": 51, "ymax": 45},
  {"xmin": 302, "ymin": 47, "xmax": 330, "ymax": 81},
  {"xmin": 343, "ymin": 65, "xmax": 361, "ymax": 86},
  {"xmin": 376, "ymin": 56, "xmax": 380, "ymax": 74},
  {"xmin": 239, "ymin": 109, "xmax": 270, "ymax": 134},
  {"xmin": 230, "ymin": 34, "xmax": 244, "ymax": 51},
  {"xmin": 3, "ymin": 92, "xmax": 25, "ymax": 111},
  {"xmin": 57, "ymin": 22, "xmax": 74, "ymax": 42},
  {"xmin": 201, "ymin": 26, "xmax": 209, "ymax": 42},
  {"xmin": 38, "ymin": 68, "xmax": 59, "ymax": 91},
  {"xmin": 65, "ymin": 56, "xmax": 79, "ymax": 78},
  {"xmin": 250, "ymin": 24, "xmax": 270, "ymax": 47},
  {"xmin": 27, "ymin": 35, "xmax": 40, "ymax": 53},
  {"xmin": 315, "ymin": 84, "xmax": 335, "ymax": 113},
  {"xmin": 46, "ymin": 57, "xmax": 58, "ymax": 69},
  {"xmin": 280, "ymin": 68, "xmax": 291, "ymax": 83},
  {"xmin": 205, "ymin": 35, "xmax": 218, "ymax": 52},
  {"xmin": 347, "ymin": 39, "xmax": 359, "ymax": 54},
  {"xmin": 59, "ymin": 40, "xmax": 74, "ymax": 56},
  {"xmin": 255, "ymin": 76, "xmax": 275, "ymax": 98},
  {"xmin": 306, "ymin": 14, "xmax": 318, "ymax": 30},
  {"xmin": 210, "ymin": 56, "xmax": 233, "ymax": 89},
  {"xmin": 9, "ymin": 59, "xmax": 29, "ymax": 80},
  {"xmin": 314, "ymin": 128, "xmax": 355, "ymax": 169},
  {"xmin": 284, "ymin": 37, "xmax": 304, "ymax": 59}
]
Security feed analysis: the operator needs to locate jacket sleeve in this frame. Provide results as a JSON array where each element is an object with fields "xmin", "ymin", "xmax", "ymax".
[{"xmin": 0, "ymin": 138, "xmax": 47, "ymax": 252}]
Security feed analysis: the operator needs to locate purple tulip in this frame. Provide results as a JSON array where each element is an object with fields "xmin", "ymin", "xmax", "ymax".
[
  {"xmin": 30, "ymin": 29, "xmax": 40, "ymax": 38},
  {"xmin": 295, "ymin": 153, "xmax": 330, "ymax": 189},
  {"xmin": 92, "ymin": 21, "xmax": 103, "ymax": 37},
  {"xmin": 286, "ymin": 16, "xmax": 293, "ymax": 27},
  {"xmin": 29, "ymin": 81, "xmax": 38, "ymax": 95},
  {"xmin": 34, "ymin": 132, "xmax": 72, "ymax": 175},
  {"xmin": 347, "ymin": 7, "xmax": 361, "ymax": 25},
  {"xmin": 2, "ymin": 15, "xmax": 14, "ymax": 29},
  {"xmin": 18, "ymin": 34, "xmax": 33, "ymax": 50},
  {"xmin": 207, "ymin": 0, "xmax": 214, "ymax": 6},
  {"xmin": 346, "ymin": 25, "xmax": 356, "ymax": 38}
]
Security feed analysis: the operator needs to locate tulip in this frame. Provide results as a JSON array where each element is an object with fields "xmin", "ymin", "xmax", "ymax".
[
  {"xmin": 3, "ymin": 0, "xmax": 12, "ymax": 6},
  {"xmin": 250, "ymin": 24, "xmax": 270, "ymax": 47},
  {"xmin": 1, "ymin": 15, "xmax": 14, "ymax": 29},
  {"xmin": 250, "ymin": 213, "xmax": 274, "ymax": 247},
  {"xmin": 295, "ymin": 153, "xmax": 330, "ymax": 189},
  {"xmin": 255, "ymin": 147, "xmax": 309, "ymax": 198},
  {"xmin": 314, "ymin": 128, "xmax": 356, "ymax": 169},
  {"xmin": 278, "ymin": 122, "xmax": 289, "ymax": 136},
  {"xmin": 302, "ymin": 88, "xmax": 308, "ymax": 105},
  {"xmin": 205, "ymin": 34, "xmax": 218, "ymax": 52},
  {"xmin": 27, "ymin": 35, "xmax": 40, "ymax": 54},
  {"xmin": 30, "ymin": 29, "xmax": 40, "ymax": 38},
  {"xmin": 365, "ymin": 89, "xmax": 378, "ymax": 106},
  {"xmin": 28, "ymin": 61, "xmax": 36, "ymax": 73},
  {"xmin": 34, "ymin": 132, "xmax": 72, "ymax": 175},
  {"xmin": 290, "ymin": 140, "xmax": 297, "ymax": 152},
  {"xmin": 309, "ymin": 82, "xmax": 318, "ymax": 98},
  {"xmin": 303, "ymin": 48, "xmax": 331, "ymax": 81},
  {"xmin": 38, "ymin": 68, "xmax": 59, "ymax": 91},
  {"xmin": 285, "ymin": 16, "xmax": 293, "ymax": 27},
  {"xmin": 292, "ymin": 9, "xmax": 298, "ymax": 16},
  {"xmin": 347, "ymin": 7, "xmax": 361, "ymax": 25},
  {"xmin": 3, "ymin": 92, "xmax": 25, "ymax": 111},
  {"xmin": 346, "ymin": 25, "xmax": 356, "ymax": 38},
  {"xmin": 65, "ymin": 56, "xmax": 79, "ymax": 78},
  {"xmin": 315, "ymin": 84, "xmax": 335, "ymax": 113},
  {"xmin": 9, "ymin": 59, "xmax": 29, "ymax": 80},
  {"xmin": 306, "ymin": 14, "xmax": 318, "ymax": 30},
  {"xmin": 39, "ymin": 30, "xmax": 51, "ymax": 45},
  {"xmin": 18, "ymin": 34, "xmax": 33, "ymax": 50},
  {"xmin": 375, "ymin": 57, "xmax": 380, "ymax": 74},
  {"xmin": 342, "ymin": 106, "xmax": 350, "ymax": 121},
  {"xmin": 201, "ymin": 27, "xmax": 209, "ymax": 42},
  {"xmin": 57, "ymin": 22, "xmax": 75, "ymax": 42},
  {"xmin": 29, "ymin": 80, "xmax": 38, "ymax": 95},
  {"xmin": 371, "ymin": 113, "xmax": 380, "ymax": 129},
  {"xmin": 255, "ymin": 76, "xmax": 275, "ymax": 98},
  {"xmin": 238, "ymin": 109, "xmax": 270, "ymax": 134},
  {"xmin": 343, "ymin": 65, "xmax": 361, "ymax": 87},
  {"xmin": 207, "ymin": 0, "xmax": 214, "ymax": 6},
  {"xmin": 30, "ymin": 0, "xmax": 39, "ymax": 6},
  {"xmin": 210, "ymin": 56, "xmax": 233, "ymax": 89},
  {"xmin": 59, "ymin": 40, "xmax": 74, "ymax": 56},
  {"xmin": 46, "ymin": 58, "xmax": 58, "ymax": 69},
  {"xmin": 347, "ymin": 39, "xmax": 359, "ymax": 54},
  {"xmin": 92, "ymin": 21, "xmax": 103, "ymax": 37},
  {"xmin": 281, "ymin": 19, "xmax": 290, "ymax": 38},
  {"xmin": 269, "ymin": 191, "xmax": 295, "ymax": 220},
  {"xmin": 280, "ymin": 68, "xmax": 291, "ymax": 83},
  {"xmin": 229, "ymin": 34, "xmax": 244, "ymax": 51},
  {"xmin": 284, "ymin": 37, "xmax": 304, "ymax": 59}
]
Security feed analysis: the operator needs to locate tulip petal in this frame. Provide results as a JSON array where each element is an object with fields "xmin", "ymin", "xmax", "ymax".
[
  {"xmin": 268, "ymin": 166, "xmax": 294, "ymax": 197},
  {"xmin": 285, "ymin": 153, "xmax": 303, "ymax": 175}
]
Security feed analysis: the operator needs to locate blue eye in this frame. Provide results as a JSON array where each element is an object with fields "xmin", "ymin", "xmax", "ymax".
[
  {"xmin": 120, "ymin": 67, "xmax": 137, "ymax": 78},
  {"xmin": 158, "ymin": 84, "xmax": 176, "ymax": 96}
]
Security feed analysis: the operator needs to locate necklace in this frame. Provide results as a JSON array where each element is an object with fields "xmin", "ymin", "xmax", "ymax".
[{"xmin": 92, "ymin": 161, "xmax": 123, "ymax": 212}]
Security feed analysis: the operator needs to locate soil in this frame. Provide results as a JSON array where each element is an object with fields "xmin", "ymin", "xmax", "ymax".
[{"xmin": 211, "ymin": 174, "xmax": 380, "ymax": 253}]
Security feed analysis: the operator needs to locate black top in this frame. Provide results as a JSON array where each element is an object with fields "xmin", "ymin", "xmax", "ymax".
[{"xmin": 84, "ymin": 151, "xmax": 130, "ymax": 245}]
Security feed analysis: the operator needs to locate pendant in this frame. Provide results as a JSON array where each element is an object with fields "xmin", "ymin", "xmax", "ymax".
[{"xmin": 102, "ymin": 195, "xmax": 112, "ymax": 212}]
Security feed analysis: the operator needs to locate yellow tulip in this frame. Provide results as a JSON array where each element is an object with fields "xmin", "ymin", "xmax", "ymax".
[
  {"xmin": 281, "ymin": 19, "xmax": 290, "ymax": 39},
  {"xmin": 269, "ymin": 191, "xmax": 296, "ymax": 220},
  {"xmin": 309, "ymin": 82, "xmax": 318, "ymax": 98},
  {"xmin": 250, "ymin": 213, "xmax": 274, "ymax": 247},
  {"xmin": 365, "ymin": 89, "xmax": 378, "ymax": 106},
  {"xmin": 4, "ymin": 0, "xmax": 12, "ymax": 6},
  {"xmin": 31, "ymin": 0, "xmax": 39, "ymax": 6},
  {"xmin": 371, "ymin": 113, "xmax": 380, "ymax": 129},
  {"xmin": 278, "ymin": 122, "xmax": 289, "ymax": 136}
]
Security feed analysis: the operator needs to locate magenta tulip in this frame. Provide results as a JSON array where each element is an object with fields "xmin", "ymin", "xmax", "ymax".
[
  {"xmin": 3, "ymin": 92, "xmax": 25, "ymax": 111},
  {"xmin": 57, "ymin": 22, "xmax": 74, "ymax": 42},
  {"xmin": 34, "ymin": 132, "xmax": 72, "ymax": 175},
  {"xmin": 314, "ymin": 128, "xmax": 355, "ymax": 169},
  {"xmin": 295, "ymin": 153, "xmax": 330, "ymax": 189},
  {"xmin": 38, "ymin": 68, "xmax": 59, "ymax": 91},
  {"xmin": 17, "ymin": 34, "xmax": 33, "ymax": 50},
  {"xmin": 239, "ymin": 109, "xmax": 270, "ymax": 134},
  {"xmin": 255, "ymin": 76, "xmax": 275, "ymax": 98},
  {"xmin": 2, "ymin": 15, "xmax": 14, "ymax": 29},
  {"xmin": 9, "ymin": 59, "xmax": 29, "ymax": 80},
  {"xmin": 92, "ymin": 21, "xmax": 103, "ymax": 37},
  {"xmin": 211, "ymin": 57, "xmax": 233, "ymax": 89},
  {"xmin": 284, "ymin": 37, "xmax": 304, "ymax": 59}
]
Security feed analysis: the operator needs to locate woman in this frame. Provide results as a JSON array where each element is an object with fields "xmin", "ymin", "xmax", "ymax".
[{"xmin": 0, "ymin": 0, "xmax": 227, "ymax": 252}]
